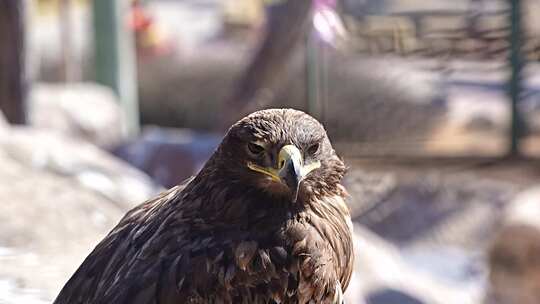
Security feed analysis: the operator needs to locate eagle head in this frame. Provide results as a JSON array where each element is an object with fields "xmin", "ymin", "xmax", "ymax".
[{"xmin": 214, "ymin": 108, "xmax": 346, "ymax": 203}]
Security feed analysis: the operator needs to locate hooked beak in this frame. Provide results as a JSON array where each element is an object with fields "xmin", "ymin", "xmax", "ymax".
[{"xmin": 247, "ymin": 145, "xmax": 321, "ymax": 202}]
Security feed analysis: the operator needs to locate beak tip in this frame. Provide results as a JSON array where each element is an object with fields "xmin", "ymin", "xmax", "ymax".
[{"xmin": 277, "ymin": 145, "xmax": 309, "ymax": 203}]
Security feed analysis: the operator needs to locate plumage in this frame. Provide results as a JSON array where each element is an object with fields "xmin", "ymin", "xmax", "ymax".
[{"xmin": 54, "ymin": 109, "xmax": 354, "ymax": 304}]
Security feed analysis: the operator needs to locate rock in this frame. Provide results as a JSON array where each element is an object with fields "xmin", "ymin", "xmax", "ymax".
[
  {"xmin": 464, "ymin": 115, "xmax": 498, "ymax": 132},
  {"xmin": 486, "ymin": 187, "xmax": 540, "ymax": 304},
  {"xmin": 353, "ymin": 172, "xmax": 517, "ymax": 249},
  {"xmin": 346, "ymin": 226, "xmax": 482, "ymax": 304},
  {"xmin": 0, "ymin": 110, "xmax": 6, "ymax": 124},
  {"xmin": 345, "ymin": 168, "xmax": 524, "ymax": 302},
  {"xmin": 139, "ymin": 48, "xmax": 445, "ymax": 143},
  {"xmin": 0, "ymin": 110, "xmax": 8, "ymax": 136},
  {"xmin": 0, "ymin": 127, "xmax": 161, "ymax": 303},
  {"xmin": 343, "ymin": 169, "xmax": 396, "ymax": 218},
  {"xmin": 448, "ymin": 87, "xmax": 508, "ymax": 133},
  {"xmin": 367, "ymin": 289, "xmax": 424, "ymax": 304},
  {"xmin": 113, "ymin": 126, "xmax": 221, "ymax": 187},
  {"xmin": 521, "ymin": 98, "xmax": 540, "ymax": 134},
  {"xmin": 502, "ymin": 187, "xmax": 540, "ymax": 230},
  {"xmin": 0, "ymin": 146, "xmax": 123, "ymax": 302},
  {"xmin": 323, "ymin": 55, "xmax": 446, "ymax": 143},
  {"xmin": 29, "ymin": 83, "xmax": 127, "ymax": 148},
  {"xmin": 1, "ymin": 128, "xmax": 160, "ymax": 207}
]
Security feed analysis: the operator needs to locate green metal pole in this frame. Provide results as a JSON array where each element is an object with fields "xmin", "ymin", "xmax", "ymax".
[
  {"xmin": 93, "ymin": 0, "xmax": 139, "ymax": 137},
  {"xmin": 508, "ymin": 0, "xmax": 524, "ymax": 157}
]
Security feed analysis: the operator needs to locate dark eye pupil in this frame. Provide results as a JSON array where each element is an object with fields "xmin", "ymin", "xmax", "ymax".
[
  {"xmin": 248, "ymin": 142, "xmax": 264, "ymax": 155},
  {"xmin": 308, "ymin": 143, "xmax": 320, "ymax": 155}
]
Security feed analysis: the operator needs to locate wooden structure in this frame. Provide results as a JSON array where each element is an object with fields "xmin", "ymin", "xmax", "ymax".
[{"xmin": 0, "ymin": 0, "xmax": 26, "ymax": 124}]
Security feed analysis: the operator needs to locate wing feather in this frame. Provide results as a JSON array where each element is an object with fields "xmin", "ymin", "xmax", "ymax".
[
  {"xmin": 54, "ymin": 186, "xmax": 186, "ymax": 304},
  {"xmin": 54, "ymin": 183, "xmax": 354, "ymax": 304}
]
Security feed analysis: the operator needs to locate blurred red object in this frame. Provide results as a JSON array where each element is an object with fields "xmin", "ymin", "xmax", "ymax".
[
  {"xmin": 129, "ymin": 0, "xmax": 173, "ymax": 57},
  {"xmin": 131, "ymin": 5, "xmax": 152, "ymax": 32}
]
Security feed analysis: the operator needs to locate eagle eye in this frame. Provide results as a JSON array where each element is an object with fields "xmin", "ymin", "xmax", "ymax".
[
  {"xmin": 247, "ymin": 142, "xmax": 265, "ymax": 156},
  {"xmin": 307, "ymin": 143, "xmax": 320, "ymax": 156}
]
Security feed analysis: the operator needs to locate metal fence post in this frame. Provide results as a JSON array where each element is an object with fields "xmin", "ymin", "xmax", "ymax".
[
  {"xmin": 93, "ymin": 0, "xmax": 139, "ymax": 137},
  {"xmin": 508, "ymin": 0, "xmax": 524, "ymax": 157}
]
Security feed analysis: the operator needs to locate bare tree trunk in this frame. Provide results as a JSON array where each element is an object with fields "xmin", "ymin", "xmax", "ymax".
[
  {"xmin": 0, "ymin": 0, "xmax": 26, "ymax": 124},
  {"xmin": 223, "ymin": 0, "xmax": 312, "ymax": 128}
]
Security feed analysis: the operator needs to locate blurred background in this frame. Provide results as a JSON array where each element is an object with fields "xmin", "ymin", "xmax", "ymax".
[{"xmin": 1, "ymin": 0, "xmax": 540, "ymax": 303}]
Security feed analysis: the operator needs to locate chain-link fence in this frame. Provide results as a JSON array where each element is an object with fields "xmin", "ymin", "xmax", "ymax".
[{"xmin": 311, "ymin": 0, "xmax": 539, "ymax": 158}]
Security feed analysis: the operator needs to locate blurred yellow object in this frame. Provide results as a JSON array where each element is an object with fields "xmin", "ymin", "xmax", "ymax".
[
  {"xmin": 222, "ymin": 0, "xmax": 265, "ymax": 26},
  {"xmin": 139, "ymin": 23, "xmax": 166, "ymax": 49},
  {"xmin": 36, "ymin": 0, "xmax": 88, "ymax": 16}
]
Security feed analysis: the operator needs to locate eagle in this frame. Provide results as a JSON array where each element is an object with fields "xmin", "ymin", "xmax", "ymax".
[{"xmin": 54, "ymin": 109, "xmax": 354, "ymax": 304}]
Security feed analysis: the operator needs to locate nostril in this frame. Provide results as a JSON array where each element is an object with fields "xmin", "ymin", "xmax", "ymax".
[{"xmin": 279, "ymin": 160, "xmax": 285, "ymax": 169}]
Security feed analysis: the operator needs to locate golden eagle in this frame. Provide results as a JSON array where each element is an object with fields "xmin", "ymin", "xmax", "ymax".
[{"xmin": 54, "ymin": 109, "xmax": 354, "ymax": 304}]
